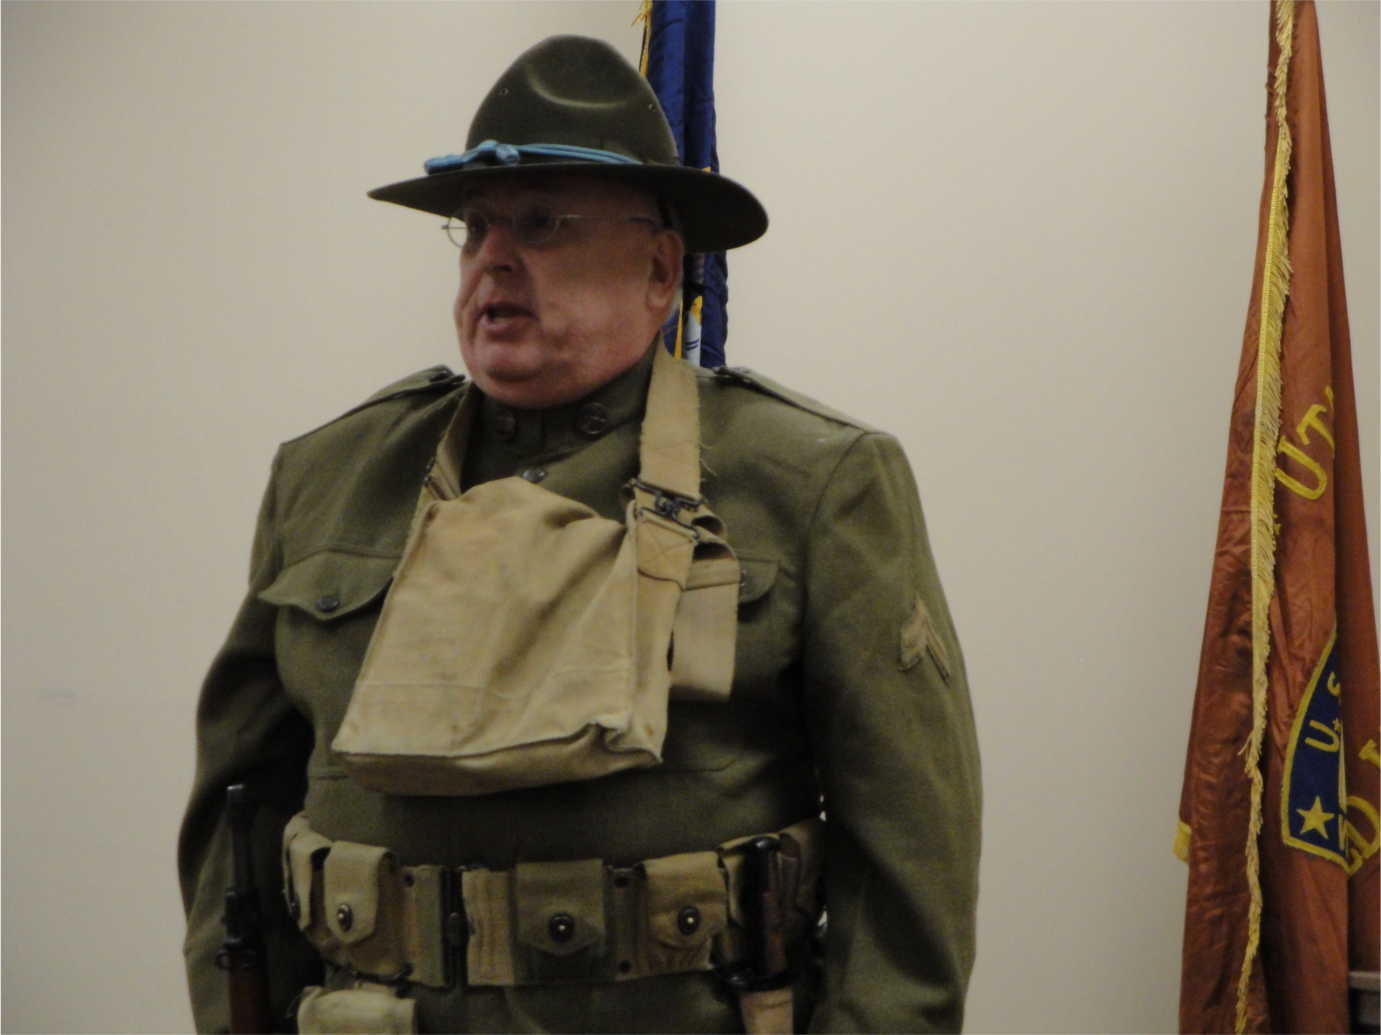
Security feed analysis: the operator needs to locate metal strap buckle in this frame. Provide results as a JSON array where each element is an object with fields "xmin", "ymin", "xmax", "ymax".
[{"xmin": 630, "ymin": 478, "xmax": 705, "ymax": 526}]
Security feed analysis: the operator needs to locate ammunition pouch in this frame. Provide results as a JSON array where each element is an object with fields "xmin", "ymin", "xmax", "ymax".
[
  {"xmin": 295, "ymin": 986, "xmax": 417, "ymax": 1035},
  {"xmin": 281, "ymin": 814, "xmax": 823, "ymax": 992},
  {"xmin": 332, "ymin": 345, "xmax": 739, "ymax": 796}
]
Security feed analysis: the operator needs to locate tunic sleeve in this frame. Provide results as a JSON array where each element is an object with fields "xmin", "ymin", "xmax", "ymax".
[
  {"xmin": 177, "ymin": 450, "xmax": 319, "ymax": 1033},
  {"xmin": 801, "ymin": 431, "xmax": 981, "ymax": 1033}
]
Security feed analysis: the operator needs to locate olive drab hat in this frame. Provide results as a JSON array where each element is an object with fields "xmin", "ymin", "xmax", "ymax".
[{"xmin": 368, "ymin": 35, "xmax": 767, "ymax": 253}]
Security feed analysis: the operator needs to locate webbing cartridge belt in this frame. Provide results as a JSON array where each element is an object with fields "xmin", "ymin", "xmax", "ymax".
[{"xmin": 282, "ymin": 814, "xmax": 822, "ymax": 991}]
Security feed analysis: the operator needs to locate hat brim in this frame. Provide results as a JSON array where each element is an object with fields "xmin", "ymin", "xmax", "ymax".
[{"xmin": 368, "ymin": 162, "xmax": 767, "ymax": 253}]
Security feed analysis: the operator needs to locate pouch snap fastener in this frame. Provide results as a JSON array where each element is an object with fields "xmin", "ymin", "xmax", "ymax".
[
  {"xmin": 522, "ymin": 467, "xmax": 547, "ymax": 484},
  {"xmin": 677, "ymin": 905, "xmax": 702, "ymax": 936},
  {"xmin": 316, "ymin": 594, "xmax": 341, "ymax": 613},
  {"xmin": 335, "ymin": 904, "xmax": 354, "ymax": 931},
  {"xmin": 548, "ymin": 913, "xmax": 576, "ymax": 943}
]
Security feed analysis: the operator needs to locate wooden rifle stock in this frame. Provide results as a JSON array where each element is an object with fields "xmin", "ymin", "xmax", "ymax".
[{"xmin": 215, "ymin": 784, "xmax": 276, "ymax": 1034}]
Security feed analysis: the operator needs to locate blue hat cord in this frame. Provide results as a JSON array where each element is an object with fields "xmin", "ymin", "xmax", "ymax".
[{"xmin": 424, "ymin": 140, "xmax": 642, "ymax": 175}]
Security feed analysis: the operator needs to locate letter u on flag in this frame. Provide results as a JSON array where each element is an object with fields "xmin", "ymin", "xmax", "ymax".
[
  {"xmin": 639, "ymin": 0, "xmax": 730, "ymax": 367},
  {"xmin": 1176, "ymin": 3, "xmax": 1380, "ymax": 1032}
]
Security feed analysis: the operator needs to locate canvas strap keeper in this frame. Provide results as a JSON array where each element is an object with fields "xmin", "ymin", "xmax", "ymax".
[{"xmin": 281, "ymin": 814, "xmax": 822, "ymax": 991}]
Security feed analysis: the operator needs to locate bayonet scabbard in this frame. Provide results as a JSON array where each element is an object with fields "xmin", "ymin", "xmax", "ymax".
[{"xmin": 216, "ymin": 784, "xmax": 276, "ymax": 1034}]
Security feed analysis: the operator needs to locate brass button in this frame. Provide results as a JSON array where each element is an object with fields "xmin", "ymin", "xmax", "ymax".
[
  {"xmin": 677, "ymin": 905, "xmax": 702, "ymax": 936},
  {"xmin": 521, "ymin": 466, "xmax": 547, "ymax": 484},
  {"xmin": 493, "ymin": 408, "xmax": 517, "ymax": 440},
  {"xmin": 548, "ymin": 913, "xmax": 576, "ymax": 943},
  {"xmin": 316, "ymin": 594, "xmax": 341, "ymax": 614},
  {"xmin": 576, "ymin": 403, "xmax": 610, "ymax": 438},
  {"xmin": 335, "ymin": 904, "xmax": 354, "ymax": 932}
]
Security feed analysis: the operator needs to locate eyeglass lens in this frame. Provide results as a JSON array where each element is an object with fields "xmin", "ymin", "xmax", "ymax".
[{"xmin": 446, "ymin": 205, "xmax": 562, "ymax": 250}]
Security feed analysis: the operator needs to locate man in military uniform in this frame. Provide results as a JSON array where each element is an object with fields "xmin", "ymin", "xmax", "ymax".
[{"xmin": 180, "ymin": 35, "xmax": 980, "ymax": 1034}]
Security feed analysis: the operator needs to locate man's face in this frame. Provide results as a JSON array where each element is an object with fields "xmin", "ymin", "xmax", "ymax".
[{"xmin": 453, "ymin": 176, "xmax": 682, "ymax": 409}]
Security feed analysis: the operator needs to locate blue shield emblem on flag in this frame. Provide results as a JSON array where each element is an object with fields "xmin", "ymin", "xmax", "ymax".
[{"xmin": 1281, "ymin": 629, "xmax": 1348, "ymax": 867}]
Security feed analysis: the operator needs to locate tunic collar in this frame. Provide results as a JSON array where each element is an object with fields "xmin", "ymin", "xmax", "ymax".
[{"xmin": 455, "ymin": 346, "xmax": 656, "ymax": 489}]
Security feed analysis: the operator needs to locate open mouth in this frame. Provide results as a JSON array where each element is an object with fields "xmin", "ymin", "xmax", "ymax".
[{"xmin": 482, "ymin": 303, "xmax": 532, "ymax": 322}]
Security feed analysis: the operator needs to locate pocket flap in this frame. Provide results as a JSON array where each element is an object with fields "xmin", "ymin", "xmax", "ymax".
[
  {"xmin": 513, "ymin": 859, "xmax": 606, "ymax": 957},
  {"xmin": 737, "ymin": 556, "xmax": 778, "ymax": 605},
  {"xmin": 323, "ymin": 841, "xmax": 390, "ymax": 946},
  {"xmin": 283, "ymin": 813, "xmax": 333, "ymax": 933},
  {"xmin": 259, "ymin": 550, "xmax": 396, "ymax": 622},
  {"xmin": 643, "ymin": 851, "xmax": 727, "ymax": 949}
]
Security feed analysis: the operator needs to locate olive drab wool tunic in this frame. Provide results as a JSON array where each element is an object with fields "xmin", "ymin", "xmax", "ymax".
[{"xmin": 179, "ymin": 349, "xmax": 981, "ymax": 1033}]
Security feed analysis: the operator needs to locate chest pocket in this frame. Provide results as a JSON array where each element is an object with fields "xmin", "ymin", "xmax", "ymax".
[
  {"xmin": 259, "ymin": 549, "xmax": 399, "ymax": 743},
  {"xmin": 260, "ymin": 549, "xmax": 399, "ymax": 622}
]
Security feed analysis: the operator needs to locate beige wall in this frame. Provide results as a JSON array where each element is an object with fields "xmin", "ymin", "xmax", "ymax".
[{"xmin": 3, "ymin": 2, "xmax": 1376, "ymax": 1031}]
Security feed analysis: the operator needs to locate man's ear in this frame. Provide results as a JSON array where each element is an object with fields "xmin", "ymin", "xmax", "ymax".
[{"xmin": 646, "ymin": 229, "xmax": 685, "ymax": 313}]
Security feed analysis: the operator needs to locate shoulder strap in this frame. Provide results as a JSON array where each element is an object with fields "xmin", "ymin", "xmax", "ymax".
[{"xmin": 638, "ymin": 346, "xmax": 701, "ymax": 500}]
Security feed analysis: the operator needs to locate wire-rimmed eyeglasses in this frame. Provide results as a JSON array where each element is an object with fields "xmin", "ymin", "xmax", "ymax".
[{"xmin": 442, "ymin": 203, "xmax": 661, "ymax": 252}]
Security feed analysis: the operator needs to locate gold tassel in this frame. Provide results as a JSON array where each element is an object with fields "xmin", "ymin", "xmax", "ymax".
[
  {"xmin": 1236, "ymin": 2, "xmax": 1295, "ymax": 1031},
  {"xmin": 1173, "ymin": 820, "xmax": 1191, "ymax": 864},
  {"xmin": 635, "ymin": 0, "xmax": 654, "ymax": 76}
]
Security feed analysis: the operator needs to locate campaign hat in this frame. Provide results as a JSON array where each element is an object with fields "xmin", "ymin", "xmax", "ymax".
[{"xmin": 368, "ymin": 35, "xmax": 767, "ymax": 253}]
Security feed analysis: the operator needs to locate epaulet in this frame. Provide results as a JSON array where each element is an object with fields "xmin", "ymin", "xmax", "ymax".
[
  {"xmin": 285, "ymin": 366, "xmax": 466, "ymax": 444},
  {"xmin": 710, "ymin": 366, "xmax": 876, "ymax": 431},
  {"xmin": 362, "ymin": 365, "xmax": 466, "ymax": 406},
  {"xmin": 338, "ymin": 364, "xmax": 466, "ymax": 420}
]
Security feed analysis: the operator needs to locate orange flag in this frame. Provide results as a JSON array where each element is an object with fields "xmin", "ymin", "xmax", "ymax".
[{"xmin": 1175, "ymin": 2, "xmax": 1379, "ymax": 1032}]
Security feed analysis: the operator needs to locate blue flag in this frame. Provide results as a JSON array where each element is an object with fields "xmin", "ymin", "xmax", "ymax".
[{"xmin": 640, "ymin": 0, "xmax": 729, "ymax": 367}]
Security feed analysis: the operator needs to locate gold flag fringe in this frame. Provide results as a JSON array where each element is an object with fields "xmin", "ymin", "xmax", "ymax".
[
  {"xmin": 1173, "ymin": 820, "xmax": 1191, "ymax": 863},
  {"xmin": 1236, "ymin": 1, "xmax": 1295, "ymax": 1030},
  {"xmin": 635, "ymin": 0, "xmax": 654, "ymax": 76}
]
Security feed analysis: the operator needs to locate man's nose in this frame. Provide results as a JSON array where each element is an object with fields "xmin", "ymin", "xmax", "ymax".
[{"xmin": 470, "ymin": 220, "xmax": 522, "ymax": 272}]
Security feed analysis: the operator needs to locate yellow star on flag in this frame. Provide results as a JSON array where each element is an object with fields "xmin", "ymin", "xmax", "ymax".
[{"xmin": 1296, "ymin": 796, "xmax": 1335, "ymax": 838}]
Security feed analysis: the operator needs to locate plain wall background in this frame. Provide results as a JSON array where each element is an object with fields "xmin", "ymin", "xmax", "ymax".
[{"xmin": 3, "ymin": 2, "xmax": 1376, "ymax": 1032}]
